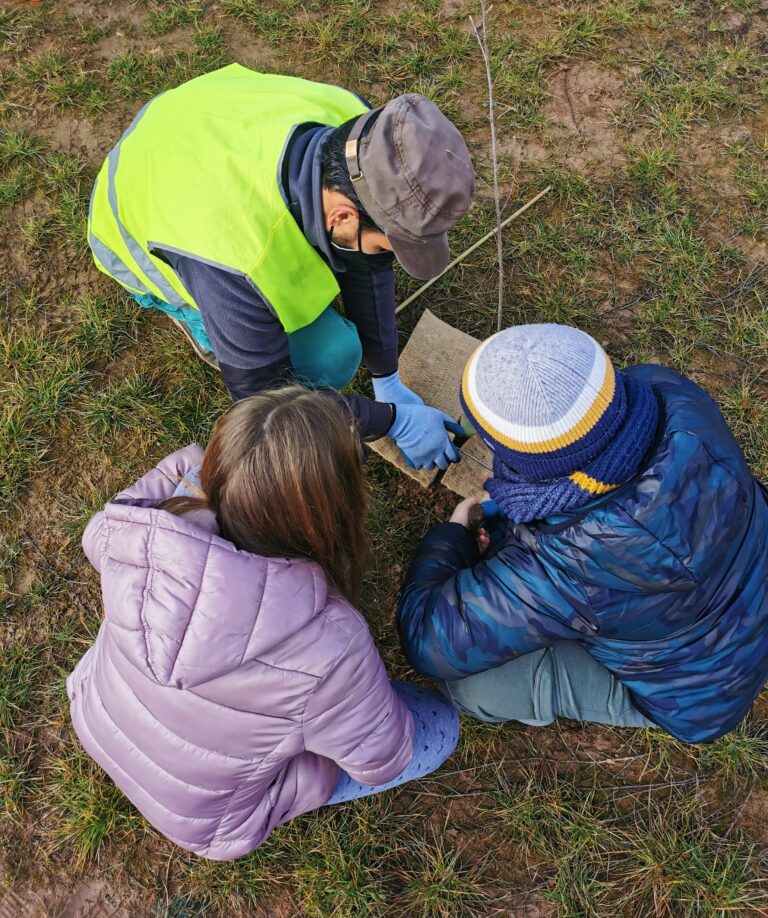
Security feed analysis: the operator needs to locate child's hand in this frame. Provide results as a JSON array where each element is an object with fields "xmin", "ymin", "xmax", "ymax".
[
  {"xmin": 449, "ymin": 496, "xmax": 480, "ymax": 528},
  {"xmin": 450, "ymin": 497, "xmax": 490, "ymax": 553}
]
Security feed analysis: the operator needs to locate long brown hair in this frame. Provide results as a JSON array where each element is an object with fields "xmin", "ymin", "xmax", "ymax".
[{"xmin": 161, "ymin": 388, "xmax": 370, "ymax": 603}]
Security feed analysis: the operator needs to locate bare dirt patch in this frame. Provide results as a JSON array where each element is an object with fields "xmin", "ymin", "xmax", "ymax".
[
  {"xmin": 541, "ymin": 62, "xmax": 636, "ymax": 174},
  {"xmin": 223, "ymin": 27, "xmax": 281, "ymax": 72},
  {"xmin": 739, "ymin": 789, "xmax": 768, "ymax": 846},
  {"xmin": 47, "ymin": 115, "xmax": 114, "ymax": 168},
  {"xmin": 686, "ymin": 122, "xmax": 754, "ymax": 196},
  {"xmin": 0, "ymin": 876, "xmax": 142, "ymax": 918}
]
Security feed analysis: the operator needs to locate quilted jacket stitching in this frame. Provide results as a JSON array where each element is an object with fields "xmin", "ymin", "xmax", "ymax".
[{"xmin": 139, "ymin": 513, "xmax": 161, "ymax": 683}]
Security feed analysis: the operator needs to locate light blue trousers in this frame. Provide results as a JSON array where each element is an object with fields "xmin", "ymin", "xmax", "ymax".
[
  {"xmin": 437, "ymin": 642, "xmax": 657, "ymax": 729},
  {"xmin": 133, "ymin": 293, "xmax": 362, "ymax": 389}
]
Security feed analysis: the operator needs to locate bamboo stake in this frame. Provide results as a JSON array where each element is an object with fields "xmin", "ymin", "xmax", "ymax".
[
  {"xmin": 470, "ymin": 2, "xmax": 504, "ymax": 331},
  {"xmin": 395, "ymin": 185, "xmax": 552, "ymax": 315}
]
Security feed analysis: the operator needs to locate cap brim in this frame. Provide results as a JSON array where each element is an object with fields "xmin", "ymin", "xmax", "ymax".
[{"xmin": 389, "ymin": 232, "xmax": 450, "ymax": 280}]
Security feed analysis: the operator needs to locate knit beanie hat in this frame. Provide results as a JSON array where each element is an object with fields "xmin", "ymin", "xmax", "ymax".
[{"xmin": 460, "ymin": 324, "xmax": 660, "ymax": 521}]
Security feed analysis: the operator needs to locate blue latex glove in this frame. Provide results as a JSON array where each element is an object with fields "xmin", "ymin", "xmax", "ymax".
[
  {"xmin": 372, "ymin": 370, "xmax": 424, "ymax": 406},
  {"xmin": 389, "ymin": 404, "xmax": 463, "ymax": 470}
]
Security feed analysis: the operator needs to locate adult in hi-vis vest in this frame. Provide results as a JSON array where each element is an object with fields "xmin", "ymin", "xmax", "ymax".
[{"xmin": 88, "ymin": 65, "xmax": 475, "ymax": 469}]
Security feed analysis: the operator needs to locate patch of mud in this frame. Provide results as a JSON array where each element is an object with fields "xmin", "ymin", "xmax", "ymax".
[
  {"xmin": 91, "ymin": 24, "xmax": 199, "ymax": 60},
  {"xmin": 62, "ymin": 0, "xmax": 144, "ymax": 34},
  {"xmin": 48, "ymin": 115, "xmax": 115, "ymax": 167},
  {"xmin": 440, "ymin": 0, "xmax": 469, "ymax": 16},
  {"xmin": 713, "ymin": 9, "xmax": 768, "ymax": 43},
  {"xmin": 541, "ymin": 62, "xmax": 636, "ymax": 174},
  {"xmin": 224, "ymin": 26, "xmax": 281, "ymax": 72},
  {"xmin": 509, "ymin": 896, "xmax": 557, "ymax": 918},
  {"xmin": 686, "ymin": 123, "xmax": 754, "ymax": 198},
  {"xmin": 738, "ymin": 790, "xmax": 768, "ymax": 845},
  {"xmin": 0, "ymin": 878, "xmax": 135, "ymax": 918},
  {"xmin": 498, "ymin": 134, "xmax": 551, "ymax": 170},
  {"xmin": 733, "ymin": 236, "xmax": 768, "ymax": 261}
]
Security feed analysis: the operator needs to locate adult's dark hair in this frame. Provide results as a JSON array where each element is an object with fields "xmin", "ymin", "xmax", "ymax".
[
  {"xmin": 160, "ymin": 387, "xmax": 370, "ymax": 604},
  {"xmin": 321, "ymin": 114, "xmax": 380, "ymax": 231}
]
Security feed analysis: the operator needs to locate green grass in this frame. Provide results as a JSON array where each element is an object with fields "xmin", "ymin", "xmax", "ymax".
[
  {"xmin": 38, "ymin": 748, "xmax": 145, "ymax": 866},
  {"xmin": 0, "ymin": 6, "xmax": 46, "ymax": 55},
  {"xmin": 0, "ymin": 321, "xmax": 84, "ymax": 503},
  {"xmin": 0, "ymin": 130, "xmax": 91, "ymax": 260},
  {"xmin": 395, "ymin": 834, "xmax": 489, "ymax": 918},
  {"xmin": 181, "ymin": 803, "xmax": 491, "ymax": 916},
  {"xmin": 0, "ymin": 128, "xmax": 47, "ymax": 166},
  {"xmin": 731, "ymin": 138, "xmax": 768, "ymax": 238},
  {"xmin": 179, "ymin": 846, "xmax": 279, "ymax": 914},
  {"xmin": 74, "ymin": 295, "xmax": 138, "ymax": 362},
  {"xmin": 0, "ymin": 537, "xmax": 21, "ymax": 618},
  {"xmin": 15, "ymin": 52, "xmax": 107, "ymax": 113},
  {"xmin": 719, "ymin": 378, "xmax": 768, "ymax": 480},
  {"xmin": 81, "ymin": 372, "xmax": 169, "ymax": 441},
  {"xmin": 627, "ymin": 44, "xmax": 767, "ymax": 137},
  {"xmin": 0, "ymin": 643, "xmax": 42, "ymax": 743},
  {"xmin": 495, "ymin": 774, "xmax": 768, "ymax": 916},
  {"xmin": 223, "ymin": 0, "xmax": 473, "ymax": 120},
  {"xmin": 290, "ymin": 807, "xmax": 394, "ymax": 916},
  {"xmin": 0, "ymin": 744, "xmax": 36, "ymax": 823},
  {"xmin": 699, "ymin": 721, "xmax": 768, "ymax": 781},
  {"xmin": 144, "ymin": 1, "xmax": 206, "ymax": 37},
  {"xmin": 105, "ymin": 38, "xmax": 229, "ymax": 102},
  {"xmin": 0, "ymin": 0, "xmax": 766, "ymax": 913}
]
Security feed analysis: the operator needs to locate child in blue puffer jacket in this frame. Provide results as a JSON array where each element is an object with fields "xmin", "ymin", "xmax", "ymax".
[{"xmin": 398, "ymin": 324, "xmax": 768, "ymax": 744}]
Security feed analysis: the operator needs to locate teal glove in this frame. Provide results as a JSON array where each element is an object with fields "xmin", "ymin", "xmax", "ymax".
[
  {"xmin": 372, "ymin": 370, "xmax": 424, "ymax": 406},
  {"xmin": 389, "ymin": 404, "xmax": 463, "ymax": 470}
]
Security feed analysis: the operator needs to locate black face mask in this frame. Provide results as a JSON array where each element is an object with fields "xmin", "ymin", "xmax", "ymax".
[{"xmin": 330, "ymin": 223, "xmax": 394, "ymax": 271}]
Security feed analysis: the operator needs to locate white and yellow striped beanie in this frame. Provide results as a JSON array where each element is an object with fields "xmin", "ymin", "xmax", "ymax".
[{"xmin": 460, "ymin": 324, "xmax": 630, "ymax": 482}]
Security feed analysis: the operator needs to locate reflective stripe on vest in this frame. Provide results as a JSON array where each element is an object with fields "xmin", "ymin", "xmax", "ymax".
[
  {"xmin": 87, "ymin": 177, "xmax": 147, "ymax": 294},
  {"xmin": 90, "ymin": 96, "xmax": 190, "ymax": 310}
]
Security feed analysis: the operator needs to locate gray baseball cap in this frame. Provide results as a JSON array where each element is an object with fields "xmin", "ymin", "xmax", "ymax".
[{"xmin": 344, "ymin": 94, "xmax": 474, "ymax": 280}]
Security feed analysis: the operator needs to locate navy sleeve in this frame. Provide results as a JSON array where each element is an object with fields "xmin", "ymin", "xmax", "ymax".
[
  {"xmin": 162, "ymin": 251, "xmax": 394, "ymax": 440},
  {"xmin": 160, "ymin": 251, "xmax": 290, "ymax": 369},
  {"xmin": 218, "ymin": 358, "xmax": 293, "ymax": 400},
  {"xmin": 397, "ymin": 523, "xmax": 581, "ymax": 680},
  {"xmin": 336, "ymin": 260, "xmax": 399, "ymax": 377}
]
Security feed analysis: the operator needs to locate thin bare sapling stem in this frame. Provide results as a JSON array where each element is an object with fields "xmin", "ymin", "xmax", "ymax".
[{"xmin": 470, "ymin": 1, "xmax": 504, "ymax": 331}]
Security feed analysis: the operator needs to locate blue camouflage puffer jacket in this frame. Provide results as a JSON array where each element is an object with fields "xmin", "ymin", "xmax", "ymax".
[{"xmin": 398, "ymin": 365, "xmax": 768, "ymax": 744}]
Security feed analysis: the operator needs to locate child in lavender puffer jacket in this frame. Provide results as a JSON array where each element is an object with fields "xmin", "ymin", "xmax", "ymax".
[{"xmin": 68, "ymin": 387, "xmax": 458, "ymax": 861}]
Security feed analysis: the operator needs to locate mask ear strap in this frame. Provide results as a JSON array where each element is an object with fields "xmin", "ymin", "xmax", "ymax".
[{"xmin": 357, "ymin": 219, "xmax": 364, "ymax": 252}]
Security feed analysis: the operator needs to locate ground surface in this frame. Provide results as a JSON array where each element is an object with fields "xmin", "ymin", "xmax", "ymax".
[{"xmin": 1, "ymin": 0, "xmax": 767, "ymax": 915}]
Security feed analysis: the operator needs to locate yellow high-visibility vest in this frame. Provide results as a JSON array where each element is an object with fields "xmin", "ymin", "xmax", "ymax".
[{"xmin": 87, "ymin": 64, "xmax": 367, "ymax": 333}]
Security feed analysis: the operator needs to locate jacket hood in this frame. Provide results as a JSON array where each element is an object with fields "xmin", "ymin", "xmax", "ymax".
[{"xmin": 99, "ymin": 498, "xmax": 327, "ymax": 688}]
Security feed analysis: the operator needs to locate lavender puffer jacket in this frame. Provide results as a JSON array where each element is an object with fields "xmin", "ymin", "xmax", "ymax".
[{"xmin": 67, "ymin": 446, "xmax": 413, "ymax": 861}]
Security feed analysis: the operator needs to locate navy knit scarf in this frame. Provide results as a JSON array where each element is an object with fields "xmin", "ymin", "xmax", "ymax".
[{"xmin": 486, "ymin": 373, "xmax": 660, "ymax": 523}]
